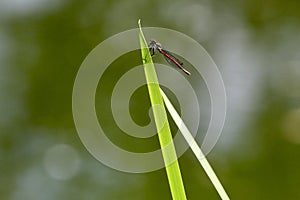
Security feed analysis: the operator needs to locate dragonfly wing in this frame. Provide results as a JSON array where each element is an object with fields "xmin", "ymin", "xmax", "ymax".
[
  {"xmin": 162, "ymin": 49, "xmax": 184, "ymax": 65},
  {"xmin": 159, "ymin": 49, "xmax": 191, "ymax": 75}
]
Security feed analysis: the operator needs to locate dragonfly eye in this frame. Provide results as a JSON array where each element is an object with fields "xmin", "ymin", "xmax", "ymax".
[
  {"xmin": 149, "ymin": 40, "xmax": 154, "ymax": 47},
  {"xmin": 149, "ymin": 39, "xmax": 161, "ymax": 49}
]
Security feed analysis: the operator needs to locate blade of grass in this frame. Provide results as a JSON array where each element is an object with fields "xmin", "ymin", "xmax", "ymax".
[
  {"xmin": 138, "ymin": 19, "xmax": 187, "ymax": 200},
  {"xmin": 160, "ymin": 87, "xmax": 230, "ymax": 200}
]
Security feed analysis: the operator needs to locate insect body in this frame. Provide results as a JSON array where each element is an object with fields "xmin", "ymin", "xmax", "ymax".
[{"xmin": 149, "ymin": 40, "xmax": 191, "ymax": 75}]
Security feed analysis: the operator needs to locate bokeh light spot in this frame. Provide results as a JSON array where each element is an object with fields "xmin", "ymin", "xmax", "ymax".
[{"xmin": 43, "ymin": 144, "xmax": 81, "ymax": 180}]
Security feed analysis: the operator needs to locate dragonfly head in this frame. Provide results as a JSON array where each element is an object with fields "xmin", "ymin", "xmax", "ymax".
[{"xmin": 149, "ymin": 39, "xmax": 162, "ymax": 55}]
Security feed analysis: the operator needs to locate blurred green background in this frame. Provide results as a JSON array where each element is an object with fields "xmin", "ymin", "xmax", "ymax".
[{"xmin": 1, "ymin": 0, "xmax": 300, "ymax": 199}]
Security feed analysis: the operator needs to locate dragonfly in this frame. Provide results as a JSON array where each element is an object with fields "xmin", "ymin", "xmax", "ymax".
[{"xmin": 148, "ymin": 40, "xmax": 191, "ymax": 76}]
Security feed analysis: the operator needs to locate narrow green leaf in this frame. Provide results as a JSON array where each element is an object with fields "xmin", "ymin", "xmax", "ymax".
[
  {"xmin": 138, "ymin": 19, "xmax": 187, "ymax": 200},
  {"xmin": 160, "ymin": 88, "xmax": 230, "ymax": 200}
]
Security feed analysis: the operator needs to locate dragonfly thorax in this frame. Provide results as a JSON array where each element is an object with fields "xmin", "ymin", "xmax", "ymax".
[{"xmin": 149, "ymin": 39, "xmax": 162, "ymax": 55}]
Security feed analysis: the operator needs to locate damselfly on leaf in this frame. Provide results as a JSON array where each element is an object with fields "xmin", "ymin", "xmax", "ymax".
[{"xmin": 149, "ymin": 40, "xmax": 191, "ymax": 76}]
